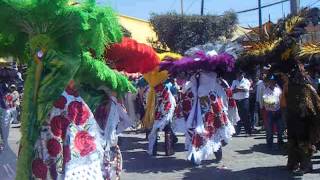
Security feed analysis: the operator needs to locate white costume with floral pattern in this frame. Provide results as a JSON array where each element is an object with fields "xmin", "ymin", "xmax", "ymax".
[
  {"xmin": 31, "ymin": 86, "xmax": 131, "ymax": 180},
  {"xmin": 186, "ymin": 72, "xmax": 235, "ymax": 164}
]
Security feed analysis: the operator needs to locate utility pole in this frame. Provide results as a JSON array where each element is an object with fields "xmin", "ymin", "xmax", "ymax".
[
  {"xmin": 181, "ymin": 0, "xmax": 184, "ymax": 16},
  {"xmin": 258, "ymin": 0, "xmax": 263, "ymax": 39},
  {"xmin": 201, "ymin": 0, "xmax": 204, "ymax": 16},
  {"xmin": 290, "ymin": 0, "xmax": 300, "ymax": 15}
]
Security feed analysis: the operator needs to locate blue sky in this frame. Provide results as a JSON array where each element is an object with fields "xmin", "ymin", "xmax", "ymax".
[{"xmin": 98, "ymin": 0, "xmax": 319, "ymax": 27}]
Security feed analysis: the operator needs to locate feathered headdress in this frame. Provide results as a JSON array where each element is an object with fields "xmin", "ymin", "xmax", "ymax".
[
  {"xmin": 299, "ymin": 42, "xmax": 320, "ymax": 69},
  {"xmin": 160, "ymin": 41, "xmax": 242, "ymax": 77},
  {"xmin": 105, "ymin": 37, "xmax": 160, "ymax": 73},
  {"xmin": 238, "ymin": 8, "xmax": 320, "ymax": 72}
]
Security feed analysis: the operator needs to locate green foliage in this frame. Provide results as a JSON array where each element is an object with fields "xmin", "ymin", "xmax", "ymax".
[{"xmin": 149, "ymin": 11, "xmax": 238, "ymax": 53}]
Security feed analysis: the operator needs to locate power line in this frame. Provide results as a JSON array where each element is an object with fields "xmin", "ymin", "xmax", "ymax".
[
  {"xmin": 169, "ymin": 0, "xmax": 177, "ymax": 10},
  {"xmin": 236, "ymin": 0, "xmax": 289, "ymax": 14},
  {"xmin": 307, "ymin": 0, "xmax": 320, "ymax": 8},
  {"xmin": 185, "ymin": 0, "xmax": 197, "ymax": 14}
]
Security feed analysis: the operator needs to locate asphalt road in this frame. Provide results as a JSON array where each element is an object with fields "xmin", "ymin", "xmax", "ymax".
[{"xmin": 1, "ymin": 126, "xmax": 320, "ymax": 180}]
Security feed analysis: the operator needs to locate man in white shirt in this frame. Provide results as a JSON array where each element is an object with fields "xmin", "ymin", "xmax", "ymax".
[
  {"xmin": 231, "ymin": 71, "xmax": 251, "ymax": 136},
  {"xmin": 262, "ymin": 75, "xmax": 284, "ymax": 149}
]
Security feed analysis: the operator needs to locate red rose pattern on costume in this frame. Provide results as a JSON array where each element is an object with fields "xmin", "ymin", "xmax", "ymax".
[
  {"xmin": 172, "ymin": 90, "xmax": 193, "ymax": 131},
  {"xmin": 190, "ymin": 92, "xmax": 229, "ymax": 151},
  {"xmin": 31, "ymin": 87, "xmax": 101, "ymax": 179},
  {"xmin": 154, "ymin": 84, "xmax": 172, "ymax": 121},
  {"xmin": 67, "ymin": 101, "xmax": 90, "ymax": 125},
  {"xmin": 50, "ymin": 115, "xmax": 70, "ymax": 139},
  {"xmin": 182, "ymin": 91, "xmax": 193, "ymax": 119},
  {"xmin": 192, "ymin": 134, "xmax": 203, "ymax": 149},
  {"xmin": 32, "ymin": 158, "xmax": 48, "ymax": 179},
  {"xmin": 53, "ymin": 96, "xmax": 67, "ymax": 109},
  {"xmin": 74, "ymin": 131, "xmax": 96, "ymax": 157},
  {"xmin": 47, "ymin": 139, "xmax": 61, "ymax": 157}
]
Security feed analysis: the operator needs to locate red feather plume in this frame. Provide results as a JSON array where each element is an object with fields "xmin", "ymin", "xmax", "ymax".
[{"xmin": 105, "ymin": 37, "xmax": 160, "ymax": 74}]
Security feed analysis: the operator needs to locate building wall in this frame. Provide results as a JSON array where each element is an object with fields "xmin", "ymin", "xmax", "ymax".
[
  {"xmin": 302, "ymin": 23, "xmax": 320, "ymax": 43},
  {"xmin": 118, "ymin": 15, "xmax": 157, "ymax": 45}
]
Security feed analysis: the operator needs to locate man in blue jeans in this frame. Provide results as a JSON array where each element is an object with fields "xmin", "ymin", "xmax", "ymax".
[{"xmin": 262, "ymin": 75, "xmax": 284, "ymax": 149}]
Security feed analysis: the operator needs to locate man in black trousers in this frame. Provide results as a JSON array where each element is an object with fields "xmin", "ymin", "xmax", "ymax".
[{"xmin": 231, "ymin": 71, "xmax": 252, "ymax": 136}]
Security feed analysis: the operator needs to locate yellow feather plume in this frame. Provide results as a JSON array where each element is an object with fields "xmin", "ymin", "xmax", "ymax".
[
  {"xmin": 285, "ymin": 15, "xmax": 303, "ymax": 34},
  {"xmin": 142, "ymin": 52, "xmax": 181, "ymax": 129},
  {"xmin": 299, "ymin": 43, "xmax": 320, "ymax": 57}
]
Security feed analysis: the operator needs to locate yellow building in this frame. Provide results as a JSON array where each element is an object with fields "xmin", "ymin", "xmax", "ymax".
[
  {"xmin": 118, "ymin": 14, "xmax": 157, "ymax": 45},
  {"xmin": 118, "ymin": 14, "xmax": 249, "ymax": 47}
]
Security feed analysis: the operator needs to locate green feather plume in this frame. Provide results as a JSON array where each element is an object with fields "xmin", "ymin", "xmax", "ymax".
[{"xmin": 0, "ymin": 0, "xmax": 132, "ymax": 179}]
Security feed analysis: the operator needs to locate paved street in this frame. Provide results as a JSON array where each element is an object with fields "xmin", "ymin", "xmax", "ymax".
[
  {"xmin": 120, "ymin": 131, "xmax": 320, "ymax": 180},
  {"xmin": 1, "ymin": 126, "xmax": 320, "ymax": 180}
]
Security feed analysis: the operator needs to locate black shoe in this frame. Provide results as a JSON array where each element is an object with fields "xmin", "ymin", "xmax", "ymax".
[
  {"xmin": 152, "ymin": 139, "xmax": 158, "ymax": 156},
  {"xmin": 214, "ymin": 148, "xmax": 223, "ymax": 162},
  {"xmin": 190, "ymin": 154, "xmax": 200, "ymax": 166},
  {"xmin": 221, "ymin": 140, "xmax": 227, "ymax": 147},
  {"xmin": 173, "ymin": 135, "xmax": 178, "ymax": 144},
  {"xmin": 292, "ymin": 167, "xmax": 312, "ymax": 176},
  {"xmin": 165, "ymin": 131, "xmax": 174, "ymax": 156},
  {"xmin": 146, "ymin": 130, "xmax": 150, "ymax": 140}
]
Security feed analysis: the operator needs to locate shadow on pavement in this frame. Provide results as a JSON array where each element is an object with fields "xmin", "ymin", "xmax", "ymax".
[
  {"xmin": 182, "ymin": 166, "xmax": 300, "ymax": 180},
  {"xmin": 120, "ymin": 134, "xmax": 187, "ymax": 153},
  {"xmin": 122, "ymin": 150, "xmax": 192, "ymax": 173},
  {"xmin": 251, "ymin": 143, "xmax": 286, "ymax": 155},
  {"xmin": 235, "ymin": 149, "xmax": 254, "ymax": 154},
  {"xmin": 121, "ymin": 135, "xmax": 192, "ymax": 173},
  {"xmin": 119, "ymin": 136, "xmax": 147, "ymax": 151}
]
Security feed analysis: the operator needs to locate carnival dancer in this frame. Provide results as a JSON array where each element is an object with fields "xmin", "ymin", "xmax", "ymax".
[
  {"xmin": 104, "ymin": 38, "xmax": 177, "ymax": 156},
  {"xmin": 237, "ymin": 8, "xmax": 320, "ymax": 175},
  {"xmin": 95, "ymin": 88, "xmax": 133, "ymax": 179},
  {"xmin": 149, "ymin": 81, "xmax": 176, "ymax": 156},
  {"xmin": 172, "ymin": 79, "xmax": 192, "ymax": 133},
  {"xmin": 187, "ymin": 71, "xmax": 234, "ymax": 164},
  {"xmin": 142, "ymin": 53, "xmax": 181, "ymax": 156},
  {"xmin": 160, "ymin": 42, "xmax": 242, "ymax": 165},
  {"xmin": 218, "ymin": 76, "xmax": 240, "ymax": 127},
  {"xmin": 286, "ymin": 63, "xmax": 320, "ymax": 174},
  {"xmin": 0, "ymin": 1, "xmax": 136, "ymax": 179},
  {"xmin": 171, "ymin": 79, "xmax": 194, "ymax": 151}
]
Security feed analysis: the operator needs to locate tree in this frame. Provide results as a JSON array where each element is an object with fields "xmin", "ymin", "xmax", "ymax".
[
  {"xmin": 149, "ymin": 11, "xmax": 238, "ymax": 53},
  {"xmin": 121, "ymin": 25, "xmax": 132, "ymax": 37}
]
